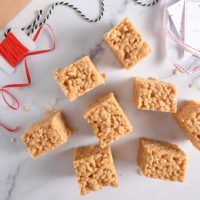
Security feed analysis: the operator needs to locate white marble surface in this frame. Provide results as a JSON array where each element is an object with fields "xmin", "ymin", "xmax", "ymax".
[{"xmin": 0, "ymin": 0, "xmax": 200, "ymax": 199}]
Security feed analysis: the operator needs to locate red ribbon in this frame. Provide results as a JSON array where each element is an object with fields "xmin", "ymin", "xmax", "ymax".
[{"xmin": 0, "ymin": 24, "xmax": 56, "ymax": 132}]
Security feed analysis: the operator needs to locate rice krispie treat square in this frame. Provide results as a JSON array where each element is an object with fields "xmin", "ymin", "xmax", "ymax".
[
  {"xmin": 22, "ymin": 110, "xmax": 72, "ymax": 159},
  {"xmin": 174, "ymin": 100, "xmax": 200, "ymax": 150},
  {"xmin": 137, "ymin": 137, "xmax": 187, "ymax": 182},
  {"xmin": 104, "ymin": 17, "xmax": 151, "ymax": 69},
  {"xmin": 73, "ymin": 145, "xmax": 118, "ymax": 195},
  {"xmin": 54, "ymin": 56, "xmax": 105, "ymax": 101},
  {"xmin": 84, "ymin": 92, "xmax": 133, "ymax": 148},
  {"xmin": 134, "ymin": 77, "xmax": 177, "ymax": 113}
]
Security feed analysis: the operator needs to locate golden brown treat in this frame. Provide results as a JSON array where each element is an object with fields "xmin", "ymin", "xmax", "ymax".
[
  {"xmin": 174, "ymin": 100, "xmax": 200, "ymax": 150},
  {"xmin": 73, "ymin": 145, "xmax": 118, "ymax": 195},
  {"xmin": 54, "ymin": 56, "xmax": 105, "ymax": 101},
  {"xmin": 137, "ymin": 137, "xmax": 187, "ymax": 182},
  {"xmin": 22, "ymin": 110, "xmax": 72, "ymax": 159},
  {"xmin": 104, "ymin": 17, "xmax": 151, "ymax": 69},
  {"xmin": 134, "ymin": 77, "xmax": 177, "ymax": 113},
  {"xmin": 84, "ymin": 92, "xmax": 133, "ymax": 148}
]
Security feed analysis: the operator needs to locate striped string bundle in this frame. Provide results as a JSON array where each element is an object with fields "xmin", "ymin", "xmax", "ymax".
[
  {"xmin": 132, "ymin": 0, "xmax": 160, "ymax": 7},
  {"xmin": 5, "ymin": 0, "xmax": 105, "ymax": 37}
]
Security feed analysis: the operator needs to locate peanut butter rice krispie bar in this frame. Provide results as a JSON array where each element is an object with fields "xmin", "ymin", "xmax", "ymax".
[
  {"xmin": 174, "ymin": 100, "xmax": 200, "ymax": 150},
  {"xmin": 54, "ymin": 56, "xmax": 105, "ymax": 101},
  {"xmin": 137, "ymin": 137, "xmax": 187, "ymax": 182},
  {"xmin": 84, "ymin": 92, "xmax": 133, "ymax": 148},
  {"xmin": 104, "ymin": 17, "xmax": 151, "ymax": 69},
  {"xmin": 22, "ymin": 110, "xmax": 72, "ymax": 159},
  {"xmin": 134, "ymin": 77, "xmax": 177, "ymax": 113},
  {"xmin": 73, "ymin": 145, "xmax": 118, "ymax": 195}
]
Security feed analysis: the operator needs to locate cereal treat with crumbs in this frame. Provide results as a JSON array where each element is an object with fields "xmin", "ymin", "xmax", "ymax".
[
  {"xmin": 84, "ymin": 92, "xmax": 133, "ymax": 148},
  {"xmin": 104, "ymin": 17, "xmax": 151, "ymax": 69},
  {"xmin": 22, "ymin": 110, "xmax": 72, "ymax": 158},
  {"xmin": 134, "ymin": 77, "xmax": 177, "ymax": 113},
  {"xmin": 73, "ymin": 145, "xmax": 118, "ymax": 195},
  {"xmin": 137, "ymin": 137, "xmax": 187, "ymax": 182},
  {"xmin": 54, "ymin": 56, "xmax": 105, "ymax": 101},
  {"xmin": 174, "ymin": 100, "xmax": 200, "ymax": 150}
]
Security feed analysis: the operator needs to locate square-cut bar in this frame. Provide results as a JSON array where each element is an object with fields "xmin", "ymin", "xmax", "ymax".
[
  {"xmin": 137, "ymin": 137, "xmax": 187, "ymax": 182},
  {"xmin": 22, "ymin": 110, "xmax": 72, "ymax": 158},
  {"xmin": 84, "ymin": 92, "xmax": 133, "ymax": 148},
  {"xmin": 174, "ymin": 100, "xmax": 200, "ymax": 150},
  {"xmin": 104, "ymin": 17, "xmax": 151, "ymax": 69},
  {"xmin": 54, "ymin": 56, "xmax": 105, "ymax": 101},
  {"xmin": 73, "ymin": 145, "xmax": 118, "ymax": 195},
  {"xmin": 134, "ymin": 77, "xmax": 177, "ymax": 113}
]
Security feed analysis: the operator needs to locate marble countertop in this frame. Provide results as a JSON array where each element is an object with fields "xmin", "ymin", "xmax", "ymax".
[{"xmin": 0, "ymin": 0, "xmax": 200, "ymax": 199}]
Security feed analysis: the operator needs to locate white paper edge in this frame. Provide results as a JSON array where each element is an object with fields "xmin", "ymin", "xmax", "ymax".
[
  {"xmin": 184, "ymin": 0, "xmax": 200, "ymax": 59},
  {"xmin": 11, "ymin": 27, "xmax": 36, "ymax": 51}
]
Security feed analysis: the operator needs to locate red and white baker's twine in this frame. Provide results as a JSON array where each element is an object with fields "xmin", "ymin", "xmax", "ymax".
[
  {"xmin": 163, "ymin": 0, "xmax": 200, "ymax": 73},
  {"xmin": 5, "ymin": 0, "xmax": 105, "ymax": 37},
  {"xmin": 0, "ymin": 24, "xmax": 56, "ymax": 132},
  {"xmin": 134, "ymin": 0, "xmax": 200, "ymax": 73}
]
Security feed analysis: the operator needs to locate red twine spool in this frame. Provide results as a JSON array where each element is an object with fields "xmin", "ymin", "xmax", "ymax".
[
  {"xmin": 0, "ymin": 33, "xmax": 29, "ymax": 67},
  {"xmin": 0, "ymin": 24, "xmax": 56, "ymax": 132}
]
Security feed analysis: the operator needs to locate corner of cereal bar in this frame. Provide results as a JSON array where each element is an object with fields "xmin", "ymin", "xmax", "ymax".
[
  {"xmin": 84, "ymin": 92, "xmax": 133, "ymax": 148},
  {"xmin": 73, "ymin": 145, "xmax": 118, "ymax": 195},
  {"xmin": 54, "ymin": 56, "xmax": 105, "ymax": 101},
  {"xmin": 22, "ymin": 110, "xmax": 72, "ymax": 159},
  {"xmin": 137, "ymin": 137, "xmax": 187, "ymax": 182},
  {"xmin": 133, "ymin": 77, "xmax": 177, "ymax": 113},
  {"xmin": 174, "ymin": 100, "xmax": 200, "ymax": 150},
  {"xmin": 104, "ymin": 17, "xmax": 152, "ymax": 69}
]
